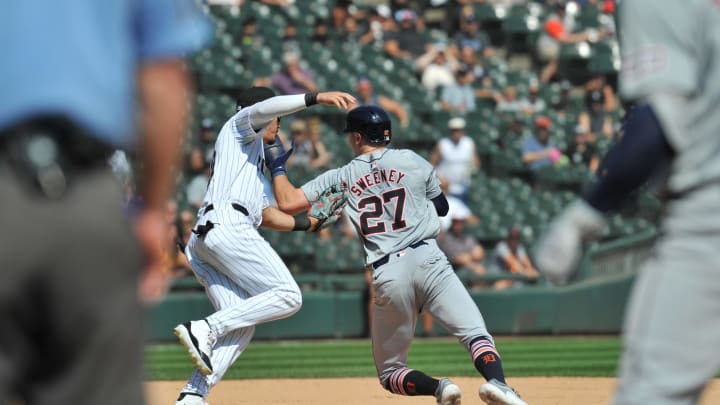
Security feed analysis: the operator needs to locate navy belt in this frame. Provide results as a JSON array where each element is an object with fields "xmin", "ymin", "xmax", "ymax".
[
  {"xmin": 372, "ymin": 240, "xmax": 428, "ymax": 270},
  {"xmin": 194, "ymin": 203, "xmax": 249, "ymax": 238},
  {"xmin": 203, "ymin": 203, "xmax": 248, "ymax": 216}
]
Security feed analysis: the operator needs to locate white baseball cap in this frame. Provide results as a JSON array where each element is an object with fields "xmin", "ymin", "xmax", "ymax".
[{"xmin": 448, "ymin": 117, "xmax": 466, "ymax": 130}]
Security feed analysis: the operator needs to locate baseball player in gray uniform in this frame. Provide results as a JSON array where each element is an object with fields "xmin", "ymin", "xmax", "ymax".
[
  {"xmin": 172, "ymin": 87, "xmax": 354, "ymax": 405},
  {"xmin": 536, "ymin": 1, "xmax": 720, "ymax": 404},
  {"xmin": 268, "ymin": 105, "xmax": 527, "ymax": 405}
]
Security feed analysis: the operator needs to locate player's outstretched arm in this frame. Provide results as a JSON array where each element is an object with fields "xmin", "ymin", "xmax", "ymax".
[
  {"xmin": 262, "ymin": 183, "xmax": 347, "ymax": 232},
  {"xmin": 260, "ymin": 206, "xmax": 320, "ymax": 232},
  {"xmin": 316, "ymin": 92, "xmax": 356, "ymax": 110},
  {"xmin": 536, "ymin": 104, "xmax": 675, "ymax": 284},
  {"xmin": 249, "ymin": 92, "xmax": 356, "ymax": 129},
  {"xmin": 273, "ymin": 175, "xmax": 311, "ymax": 215}
]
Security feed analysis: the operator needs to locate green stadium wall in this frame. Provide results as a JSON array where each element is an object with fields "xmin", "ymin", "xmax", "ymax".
[{"xmin": 146, "ymin": 232, "xmax": 655, "ymax": 340}]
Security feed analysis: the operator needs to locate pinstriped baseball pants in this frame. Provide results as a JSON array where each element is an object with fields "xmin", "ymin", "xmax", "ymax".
[{"xmin": 183, "ymin": 206, "xmax": 302, "ymax": 396}]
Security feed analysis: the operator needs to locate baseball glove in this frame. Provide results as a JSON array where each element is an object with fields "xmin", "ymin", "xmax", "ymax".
[{"xmin": 309, "ymin": 183, "xmax": 347, "ymax": 231}]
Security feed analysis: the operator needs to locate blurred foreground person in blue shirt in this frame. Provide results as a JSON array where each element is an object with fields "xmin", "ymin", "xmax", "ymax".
[{"xmin": 0, "ymin": 1, "xmax": 211, "ymax": 404}]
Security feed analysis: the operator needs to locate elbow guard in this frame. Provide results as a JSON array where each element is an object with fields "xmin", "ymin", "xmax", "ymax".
[
  {"xmin": 431, "ymin": 194, "xmax": 449, "ymax": 217},
  {"xmin": 584, "ymin": 104, "xmax": 674, "ymax": 213}
]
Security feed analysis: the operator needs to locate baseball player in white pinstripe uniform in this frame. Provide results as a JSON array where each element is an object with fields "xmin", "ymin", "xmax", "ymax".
[
  {"xmin": 172, "ymin": 87, "xmax": 355, "ymax": 405},
  {"xmin": 267, "ymin": 105, "xmax": 527, "ymax": 405}
]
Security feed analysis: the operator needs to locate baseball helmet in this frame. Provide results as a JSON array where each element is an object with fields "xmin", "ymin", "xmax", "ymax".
[
  {"xmin": 236, "ymin": 86, "xmax": 276, "ymax": 110},
  {"xmin": 342, "ymin": 105, "xmax": 392, "ymax": 145}
]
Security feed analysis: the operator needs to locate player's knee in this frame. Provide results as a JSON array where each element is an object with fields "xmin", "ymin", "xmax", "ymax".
[{"xmin": 281, "ymin": 286, "xmax": 302, "ymax": 315}]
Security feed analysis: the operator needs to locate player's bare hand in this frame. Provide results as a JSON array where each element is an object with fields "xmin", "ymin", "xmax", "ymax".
[
  {"xmin": 317, "ymin": 92, "xmax": 356, "ymax": 110},
  {"xmin": 134, "ymin": 209, "xmax": 172, "ymax": 305}
]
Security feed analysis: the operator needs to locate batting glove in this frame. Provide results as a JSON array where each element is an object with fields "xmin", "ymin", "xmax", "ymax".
[
  {"xmin": 264, "ymin": 135, "xmax": 293, "ymax": 178},
  {"xmin": 535, "ymin": 200, "xmax": 606, "ymax": 285}
]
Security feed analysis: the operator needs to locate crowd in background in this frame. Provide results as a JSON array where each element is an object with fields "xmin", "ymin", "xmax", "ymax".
[{"xmin": 157, "ymin": 0, "xmax": 621, "ymax": 291}]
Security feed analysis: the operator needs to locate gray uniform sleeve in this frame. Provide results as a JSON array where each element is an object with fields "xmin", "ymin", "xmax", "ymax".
[
  {"xmin": 411, "ymin": 151, "xmax": 442, "ymax": 199},
  {"xmin": 619, "ymin": 0, "xmax": 703, "ymax": 148},
  {"xmin": 301, "ymin": 167, "xmax": 344, "ymax": 202}
]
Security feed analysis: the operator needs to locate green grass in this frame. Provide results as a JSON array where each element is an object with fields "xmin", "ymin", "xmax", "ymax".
[{"xmin": 146, "ymin": 336, "xmax": 621, "ymax": 380}]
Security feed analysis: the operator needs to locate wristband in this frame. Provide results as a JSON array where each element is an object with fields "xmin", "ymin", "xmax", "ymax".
[
  {"xmin": 271, "ymin": 166, "xmax": 287, "ymax": 178},
  {"xmin": 305, "ymin": 92, "xmax": 318, "ymax": 107},
  {"xmin": 292, "ymin": 214, "xmax": 311, "ymax": 231}
]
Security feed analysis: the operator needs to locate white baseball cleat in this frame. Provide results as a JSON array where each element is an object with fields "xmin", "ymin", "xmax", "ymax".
[
  {"xmin": 174, "ymin": 320, "xmax": 216, "ymax": 376},
  {"xmin": 479, "ymin": 379, "xmax": 528, "ymax": 405},
  {"xmin": 435, "ymin": 377, "xmax": 462, "ymax": 405},
  {"xmin": 175, "ymin": 392, "xmax": 209, "ymax": 405}
]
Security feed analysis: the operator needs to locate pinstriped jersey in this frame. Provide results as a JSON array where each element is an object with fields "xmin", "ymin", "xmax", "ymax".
[
  {"xmin": 302, "ymin": 148, "xmax": 442, "ymax": 265},
  {"xmin": 200, "ymin": 108, "xmax": 269, "ymax": 228}
]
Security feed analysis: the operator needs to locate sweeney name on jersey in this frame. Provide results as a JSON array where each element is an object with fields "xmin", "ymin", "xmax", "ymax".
[{"xmin": 349, "ymin": 168, "xmax": 406, "ymax": 197}]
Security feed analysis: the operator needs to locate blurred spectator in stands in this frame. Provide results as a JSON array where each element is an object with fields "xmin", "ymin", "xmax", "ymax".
[
  {"xmin": 239, "ymin": 17, "xmax": 262, "ymax": 48},
  {"xmin": 458, "ymin": 46, "xmax": 487, "ymax": 81},
  {"xmin": 551, "ymin": 79, "xmax": 576, "ymax": 128},
  {"xmin": 475, "ymin": 74, "xmax": 503, "ymax": 106},
  {"xmin": 165, "ymin": 200, "xmax": 192, "ymax": 278},
  {"xmin": 522, "ymin": 116, "xmax": 561, "ymax": 171},
  {"xmin": 491, "ymin": 227, "xmax": 539, "ymax": 289},
  {"xmin": 310, "ymin": 19, "xmax": 331, "ymax": 46},
  {"xmin": 440, "ymin": 67, "xmax": 476, "ymax": 113},
  {"xmin": 438, "ymin": 210, "xmax": 487, "ymax": 290},
  {"xmin": 185, "ymin": 147, "xmax": 210, "ymax": 210},
  {"xmin": 341, "ymin": 15, "xmax": 365, "ymax": 43},
  {"xmin": 431, "ymin": 117, "xmax": 479, "ymax": 202},
  {"xmin": 552, "ymin": 79, "xmax": 573, "ymax": 111},
  {"xmin": 578, "ymin": 89, "xmax": 613, "ymax": 139},
  {"xmin": 331, "ymin": 0, "xmax": 351, "ymax": 30},
  {"xmin": 537, "ymin": 3, "xmax": 593, "ymax": 83},
  {"xmin": 585, "ymin": 74, "xmax": 617, "ymax": 111},
  {"xmin": 198, "ymin": 118, "xmax": 216, "ymax": 164},
  {"xmin": 526, "ymin": 81, "xmax": 547, "ymax": 114},
  {"xmin": 496, "ymin": 85, "xmax": 531, "ymax": 114},
  {"xmin": 271, "ymin": 52, "xmax": 318, "ymax": 95},
  {"xmin": 357, "ymin": 6, "xmax": 392, "ymax": 46},
  {"xmin": 438, "ymin": 177, "xmax": 479, "ymax": 233},
  {"xmin": 178, "ymin": 209, "xmax": 196, "ymax": 247},
  {"xmin": 505, "ymin": 115, "xmax": 528, "ymax": 140},
  {"xmin": 281, "ymin": 19, "xmax": 300, "ymax": 53},
  {"xmin": 454, "ymin": 14, "xmax": 493, "ymax": 58},
  {"xmin": 261, "ymin": 0, "xmax": 293, "ymax": 6},
  {"xmin": 287, "ymin": 119, "xmax": 331, "ymax": 169},
  {"xmin": 567, "ymin": 124, "xmax": 600, "ymax": 173},
  {"xmin": 383, "ymin": 9, "xmax": 429, "ymax": 61},
  {"xmin": 417, "ymin": 42, "xmax": 459, "ymax": 93},
  {"xmin": 598, "ymin": 0, "xmax": 617, "ymax": 39},
  {"xmin": 355, "ymin": 77, "xmax": 410, "ymax": 127}
]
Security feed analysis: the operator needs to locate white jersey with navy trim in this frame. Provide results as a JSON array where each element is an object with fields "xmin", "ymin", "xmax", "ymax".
[
  {"xmin": 181, "ymin": 94, "xmax": 309, "ymax": 398},
  {"xmin": 301, "ymin": 148, "xmax": 442, "ymax": 265},
  {"xmin": 201, "ymin": 108, "xmax": 268, "ymax": 227},
  {"xmin": 200, "ymin": 94, "xmax": 308, "ymax": 227}
]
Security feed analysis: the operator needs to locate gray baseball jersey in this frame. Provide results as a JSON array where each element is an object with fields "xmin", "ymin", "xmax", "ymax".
[
  {"xmin": 302, "ymin": 148, "xmax": 442, "ymax": 265},
  {"xmin": 619, "ymin": 0, "xmax": 720, "ymax": 194},
  {"xmin": 614, "ymin": 1, "xmax": 720, "ymax": 404},
  {"xmin": 302, "ymin": 147, "xmax": 496, "ymax": 389}
]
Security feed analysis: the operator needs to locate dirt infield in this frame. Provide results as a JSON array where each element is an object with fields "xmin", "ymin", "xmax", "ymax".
[{"xmin": 147, "ymin": 377, "xmax": 720, "ymax": 404}]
